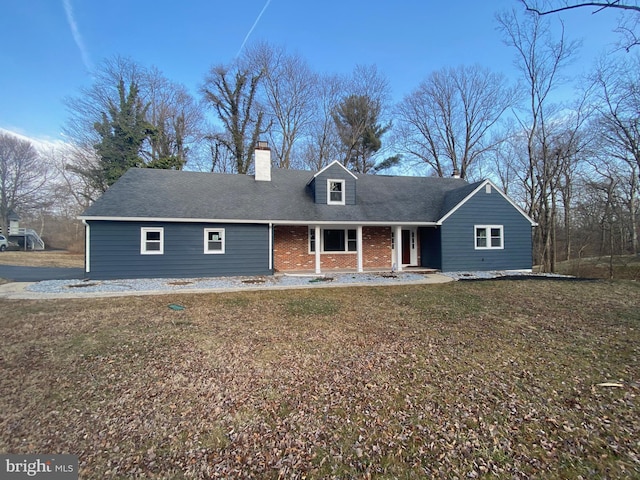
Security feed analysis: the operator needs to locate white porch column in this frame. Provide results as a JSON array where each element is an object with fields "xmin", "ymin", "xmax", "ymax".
[
  {"xmin": 356, "ymin": 226, "xmax": 363, "ymax": 273},
  {"xmin": 83, "ymin": 220, "xmax": 90, "ymax": 273},
  {"xmin": 268, "ymin": 223, "xmax": 273, "ymax": 270},
  {"xmin": 314, "ymin": 225, "xmax": 321, "ymax": 274},
  {"xmin": 395, "ymin": 225, "xmax": 403, "ymax": 272}
]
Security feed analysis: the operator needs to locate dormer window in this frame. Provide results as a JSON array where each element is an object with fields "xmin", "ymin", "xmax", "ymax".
[{"xmin": 328, "ymin": 179, "xmax": 345, "ymax": 205}]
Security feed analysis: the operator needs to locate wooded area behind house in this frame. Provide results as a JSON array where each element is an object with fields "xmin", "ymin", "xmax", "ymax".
[{"xmin": 1, "ymin": 2, "xmax": 639, "ymax": 271}]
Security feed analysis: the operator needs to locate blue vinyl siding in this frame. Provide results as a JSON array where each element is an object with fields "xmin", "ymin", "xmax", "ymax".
[
  {"xmin": 419, "ymin": 227, "xmax": 442, "ymax": 270},
  {"xmin": 440, "ymin": 188, "xmax": 533, "ymax": 272},
  {"xmin": 312, "ymin": 163, "xmax": 357, "ymax": 205},
  {"xmin": 87, "ymin": 221, "xmax": 270, "ymax": 279}
]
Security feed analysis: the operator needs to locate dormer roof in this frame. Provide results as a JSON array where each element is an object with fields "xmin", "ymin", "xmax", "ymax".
[{"xmin": 307, "ymin": 160, "xmax": 358, "ymax": 185}]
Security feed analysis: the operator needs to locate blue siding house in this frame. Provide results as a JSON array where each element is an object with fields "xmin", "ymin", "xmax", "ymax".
[{"xmin": 79, "ymin": 145, "xmax": 536, "ymax": 279}]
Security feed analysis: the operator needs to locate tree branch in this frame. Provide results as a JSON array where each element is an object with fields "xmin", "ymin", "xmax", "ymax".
[{"xmin": 523, "ymin": 1, "xmax": 640, "ymax": 15}]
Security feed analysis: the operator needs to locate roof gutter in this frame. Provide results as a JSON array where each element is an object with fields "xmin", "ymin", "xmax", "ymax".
[{"xmin": 78, "ymin": 216, "xmax": 440, "ymax": 227}]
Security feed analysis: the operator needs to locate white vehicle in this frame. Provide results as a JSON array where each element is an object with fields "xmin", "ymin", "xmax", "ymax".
[{"xmin": 0, "ymin": 234, "xmax": 8, "ymax": 251}]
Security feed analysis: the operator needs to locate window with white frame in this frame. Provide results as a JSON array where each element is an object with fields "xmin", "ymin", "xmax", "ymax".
[
  {"xmin": 309, "ymin": 228, "xmax": 357, "ymax": 252},
  {"xmin": 475, "ymin": 225, "xmax": 503, "ymax": 249},
  {"xmin": 347, "ymin": 229, "xmax": 357, "ymax": 251},
  {"xmin": 327, "ymin": 179, "xmax": 345, "ymax": 205},
  {"xmin": 309, "ymin": 229, "xmax": 316, "ymax": 253},
  {"xmin": 204, "ymin": 228, "xmax": 225, "ymax": 254},
  {"xmin": 141, "ymin": 227, "xmax": 164, "ymax": 254}
]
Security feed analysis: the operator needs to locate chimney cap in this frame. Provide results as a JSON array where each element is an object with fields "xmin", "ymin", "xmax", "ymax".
[
  {"xmin": 256, "ymin": 140, "xmax": 269, "ymax": 150},
  {"xmin": 451, "ymin": 168, "xmax": 461, "ymax": 179}
]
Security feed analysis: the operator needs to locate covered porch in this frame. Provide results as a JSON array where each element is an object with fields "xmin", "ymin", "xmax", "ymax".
[{"xmin": 272, "ymin": 224, "xmax": 441, "ymax": 274}]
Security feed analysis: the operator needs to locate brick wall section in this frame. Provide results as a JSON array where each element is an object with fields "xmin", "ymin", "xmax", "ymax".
[
  {"xmin": 273, "ymin": 226, "xmax": 315, "ymax": 271},
  {"xmin": 273, "ymin": 225, "xmax": 392, "ymax": 272},
  {"xmin": 362, "ymin": 226, "xmax": 392, "ymax": 269}
]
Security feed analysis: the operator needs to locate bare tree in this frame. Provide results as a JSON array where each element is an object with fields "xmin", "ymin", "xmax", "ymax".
[
  {"xmin": 592, "ymin": 55, "xmax": 640, "ymax": 174},
  {"xmin": 591, "ymin": 54, "xmax": 640, "ymax": 252},
  {"xmin": 522, "ymin": 1, "xmax": 640, "ymax": 15},
  {"xmin": 521, "ymin": 0, "xmax": 640, "ymax": 51},
  {"xmin": 348, "ymin": 64, "xmax": 392, "ymax": 114},
  {"xmin": 144, "ymin": 67, "xmax": 204, "ymax": 169},
  {"xmin": 0, "ymin": 132, "xmax": 49, "ymax": 235},
  {"xmin": 64, "ymin": 56, "xmax": 144, "ymax": 149},
  {"xmin": 243, "ymin": 43, "xmax": 317, "ymax": 169},
  {"xmin": 579, "ymin": 154, "xmax": 637, "ymax": 275},
  {"xmin": 201, "ymin": 63, "xmax": 269, "ymax": 174},
  {"xmin": 548, "ymin": 114, "xmax": 592, "ymax": 262},
  {"xmin": 487, "ymin": 121, "xmax": 529, "ymax": 196},
  {"xmin": 497, "ymin": 8, "xmax": 580, "ymax": 271},
  {"xmin": 54, "ymin": 143, "xmax": 103, "ymax": 206},
  {"xmin": 301, "ymin": 74, "xmax": 344, "ymax": 170},
  {"xmin": 396, "ymin": 64, "xmax": 517, "ymax": 179},
  {"xmin": 64, "ymin": 56, "xmax": 203, "ymax": 186}
]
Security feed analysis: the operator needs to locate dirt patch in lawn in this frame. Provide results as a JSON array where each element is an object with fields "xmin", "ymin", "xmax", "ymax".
[{"xmin": 1, "ymin": 279, "xmax": 639, "ymax": 478}]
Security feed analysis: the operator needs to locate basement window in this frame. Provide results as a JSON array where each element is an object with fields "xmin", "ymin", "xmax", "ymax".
[
  {"xmin": 475, "ymin": 225, "xmax": 503, "ymax": 250},
  {"xmin": 141, "ymin": 227, "xmax": 164, "ymax": 255}
]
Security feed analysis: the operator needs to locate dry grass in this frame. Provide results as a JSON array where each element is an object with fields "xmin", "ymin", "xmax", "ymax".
[
  {"xmin": 554, "ymin": 255, "xmax": 640, "ymax": 281},
  {"xmin": 1, "ymin": 280, "xmax": 639, "ymax": 478},
  {"xmin": 0, "ymin": 250, "xmax": 84, "ymax": 268}
]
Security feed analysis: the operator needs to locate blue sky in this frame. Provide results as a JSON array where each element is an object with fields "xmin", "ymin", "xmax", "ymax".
[{"xmin": 0, "ymin": 0, "xmax": 623, "ymax": 141}]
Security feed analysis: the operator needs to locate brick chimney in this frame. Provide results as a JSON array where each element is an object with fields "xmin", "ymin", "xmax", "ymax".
[{"xmin": 254, "ymin": 141, "xmax": 271, "ymax": 181}]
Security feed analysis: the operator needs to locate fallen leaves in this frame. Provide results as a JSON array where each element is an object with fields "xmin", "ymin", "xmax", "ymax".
[{"xmin": 0, "ymin": 280, "xmax": 639, "ymax": 478}]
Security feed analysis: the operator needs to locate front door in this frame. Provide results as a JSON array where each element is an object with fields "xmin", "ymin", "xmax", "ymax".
[{"xmin": 402, "ymin": 230, "xmax": 411, "ymax": 265}]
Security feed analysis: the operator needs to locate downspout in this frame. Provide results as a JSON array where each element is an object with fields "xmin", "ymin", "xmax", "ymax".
[{"xmin": 82, "ymin": 219, "xmax": 90, "ymax": 275}]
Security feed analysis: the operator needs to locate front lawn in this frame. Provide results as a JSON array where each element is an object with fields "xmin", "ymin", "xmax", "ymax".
[{"xmin": 1, "ymin": 280, "xmax": 638, "ymax": 478}]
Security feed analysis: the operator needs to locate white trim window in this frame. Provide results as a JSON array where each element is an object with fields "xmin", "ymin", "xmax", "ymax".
[
  {"xmin": 475, "ymin": 225, "xmax": 504, "ymax": 250},
  {"xmin": 141, "ymin": 227, "xmax": 164, "ymax": 254},
  {"xmin": 327, "ymin": 179, "xmax": 345, "ymax": 205},
  {"xmin": 204, "ymin": 228, "xmax": 225, "ymax": 254},
  {"xmin": 309, "ymin": 228, "xmax": 357, "ymax": 253},
  {"xmin": 309, "ymin": 228, "xmax": 316, "ymax": 253}
]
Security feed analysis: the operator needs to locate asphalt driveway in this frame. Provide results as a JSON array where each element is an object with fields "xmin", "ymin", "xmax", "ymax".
[{"xmin": 0, "ymin": 265, "xmax": 84, "ymax": 282}]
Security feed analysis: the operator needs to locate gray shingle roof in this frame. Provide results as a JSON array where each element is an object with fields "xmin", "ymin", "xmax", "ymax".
[
  {"xmin": 80, "ymin": 168, "xmax": 472, "ymax": 224},
  {"xmin": 440, "ymin": 181, "xmax": 484, "ymax": 218}
]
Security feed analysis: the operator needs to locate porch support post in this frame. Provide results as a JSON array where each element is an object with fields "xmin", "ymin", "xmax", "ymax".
[
  {"xmin": 356, "ymin": 226, "xmax": 363, "ymax": 273},
  {"xmin": 314, "ymin": 225, "xmax": 321, "ymax": 274},
  {"xmin": 395, "ymin": 225, "xmax": 403, "ymax": 272},
  {"xmin": 268, "ymin": 223, "xmax": 273, "ymax": 271},
  {"xmin": 83, "ymin": 220, "xmax": 90, "ymax": 274}
]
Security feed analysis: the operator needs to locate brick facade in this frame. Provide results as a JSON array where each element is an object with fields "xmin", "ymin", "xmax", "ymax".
[
  {"xmin": 273, "ymin": 225, "xmax": 392, "ymax": 272},
  {"xmin": 362, "ymin": 226, "xmax": 392, "ymax": 269}
]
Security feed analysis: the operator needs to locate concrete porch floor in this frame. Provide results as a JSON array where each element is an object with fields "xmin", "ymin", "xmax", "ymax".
[{"xmin": 275, "ymin": 266, "xmax": 440, "ymax": 276}]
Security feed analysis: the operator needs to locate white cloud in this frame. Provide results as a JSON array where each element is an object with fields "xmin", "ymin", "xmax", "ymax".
[
  {"xmin": 0, "ymin": 128, "xmax": 69, "ymax": 154},
  {"xmin": 62, "ymin": 0, "xmax": 92, "ymax": 72}
]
